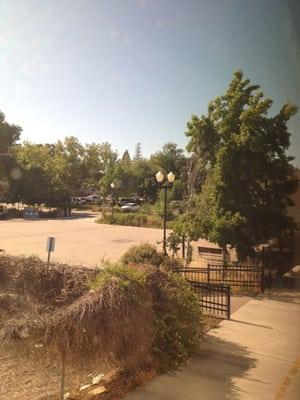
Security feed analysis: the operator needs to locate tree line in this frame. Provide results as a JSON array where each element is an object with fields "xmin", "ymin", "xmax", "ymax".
[
  {"xmin": 0, "ymin": 71, "xmax": 298, "ymax": 259},
  {"xmin": 0, "ymin": 120, "xmax": 187, "ymax": 206}
]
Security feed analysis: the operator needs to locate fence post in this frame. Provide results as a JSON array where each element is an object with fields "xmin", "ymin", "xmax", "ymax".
[
  {"xmin": 227, "ymin": 286, "xmax": 231, "ymax": 319},
  {"xmin": 261, "ymin": 264, "xmax": 265, "ymax": 294},
  {"xmin": 207, "ymin": 263, "xmax": 210, "ymax": 283}
]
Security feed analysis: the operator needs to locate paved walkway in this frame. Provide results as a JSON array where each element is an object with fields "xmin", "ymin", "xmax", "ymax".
[{"xmin": 126, "ymin": 290, "xmax": 300, "ymax": 400}]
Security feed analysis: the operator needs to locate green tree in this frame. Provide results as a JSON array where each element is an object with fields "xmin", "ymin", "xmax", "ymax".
[
  {"xmin": 151, "ymin": 142, "xmax": 186, "ymax": 177},
  {"xmin": 0, "ymin": 111, "xmax": 22, "ymax": 197},
  {"xmin": 121, "ymin": 149, "xmax": 131, "ymax": 163},
  {"xmin": 11, "ymin": 142, "xmax": 69, "ymax": 206},
  {"xmin": 82, "ymin": 143, "xmax": 106, "ymax": 190},
  {"xmin": 185, "ymin": 71, "xmax": 298, "ymax": 259},
  {"xmin": 131, "ymin": 158, "xmax": 157, "ymax": 201},
  {"xmin": 55, "ymin": 136, "xmax": 85, "ymax": 195}
]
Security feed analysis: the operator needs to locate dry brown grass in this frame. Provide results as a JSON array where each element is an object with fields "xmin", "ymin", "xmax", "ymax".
[{"xmin": 0, "ymin": 254, "xmax": 203, "ymax": 399}]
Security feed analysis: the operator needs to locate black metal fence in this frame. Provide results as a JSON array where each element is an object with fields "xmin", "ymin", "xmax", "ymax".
[
  {"xmin": 176, "ymin": 264, "xmax": 264, "ymax": 294},
  {"xmin": 208, "ymin": 264, "xmax": 264, "ymax": 294},
  {"xmin": 188, "ymin": 280, "xmax": 230, "ymax": 319}
]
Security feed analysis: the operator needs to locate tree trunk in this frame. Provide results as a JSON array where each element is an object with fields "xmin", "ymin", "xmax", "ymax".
[
  {"xmin": 222, "ymin": 244, "xmax": 228, "ymax": 280},
  {"xmin": 182, "ymin": 235, "xmax": 185, "ymax": 259}
]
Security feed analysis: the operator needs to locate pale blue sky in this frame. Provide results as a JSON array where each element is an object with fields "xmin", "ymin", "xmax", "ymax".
[{"xmin": 0, "ymin": 0, "xmax": 299, "ymax": 164}]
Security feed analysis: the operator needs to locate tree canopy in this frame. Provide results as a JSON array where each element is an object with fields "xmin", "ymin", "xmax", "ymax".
[
  {"xmin": 184, "ymin": 71, "xmax": 298, "ymax": 258},
  {"xmin": 0, "ymin": 115, "xmax": 187, "ymax": 206},
  {"xmin": 0, "ymin": 111, "xmax": 22, "ymax": 197}
]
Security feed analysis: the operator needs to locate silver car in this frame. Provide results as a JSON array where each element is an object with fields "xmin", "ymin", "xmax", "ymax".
[{"xmin": 120, "ymin": 203, "xmax": 140, "ymax": 212}]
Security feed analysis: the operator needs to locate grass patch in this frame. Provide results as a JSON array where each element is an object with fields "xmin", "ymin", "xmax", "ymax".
[{"xmin": 96, "ymin": 211, "xmax": 163, "ymax": 228}]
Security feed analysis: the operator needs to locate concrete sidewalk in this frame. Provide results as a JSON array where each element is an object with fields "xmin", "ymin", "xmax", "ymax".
[{"xmin": 126, "ymin": 290, "xmax": 300, "ymax": 400}]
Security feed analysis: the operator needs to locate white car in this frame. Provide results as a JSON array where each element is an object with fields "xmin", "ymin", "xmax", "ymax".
[{"xmin": 120, "ymin": 203, "xmax": 140, "ymax": 212}]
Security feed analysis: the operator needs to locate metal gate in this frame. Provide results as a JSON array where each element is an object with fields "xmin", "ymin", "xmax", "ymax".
[{"xmin": 188, "ymin": 280, "xmax": 230, "ymax": 319}]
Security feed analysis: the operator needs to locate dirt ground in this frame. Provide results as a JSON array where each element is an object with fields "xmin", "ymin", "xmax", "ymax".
[{"xmin": 0, "ymin": 344, "xmax": 111, "ymax": 400}]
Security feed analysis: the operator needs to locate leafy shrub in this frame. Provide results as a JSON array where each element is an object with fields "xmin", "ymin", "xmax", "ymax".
[
  {"xmin": 91, "ymin": 262, "xmax": 202, "ymax": 371},
  {"xmin": 161, "ymin": 256, "xmax": 183, "ymax": 270},
  {"xmin": 121, "ymin": 243, "xmax": 164, "ymax": 267},
  {"xmin": 121, "ymin": 243, "xmax": 184, "ymax": 271},
  {"xmin": 7, "ymin": 207, "xmax": 23, "ymax": 218},
  {"xmin": 147, "ymin": 270, "xmax": 202, "ymax": 370},
  {"xmin": 97, "ymin": 211, "xmax": 163, "ymax": 228},
  {"xmin": 91, "ymin": 262, "xmax": 148, "ymax": 291},
  {"xmin": 167, "ymin": 232, "xmax": 181, "ymax": 257}
]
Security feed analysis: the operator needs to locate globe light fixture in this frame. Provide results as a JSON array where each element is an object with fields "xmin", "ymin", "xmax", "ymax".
[
  {"xmin": 155, "ymin": 170, "xmax": 164, "ymax": 183},
  {"xmin": 155, "ymin": 170, "xmax": 176, "ymax": 256},
  {"xmin": 167, "ymin": 171, "xmax": 175, "ymax": 183}
]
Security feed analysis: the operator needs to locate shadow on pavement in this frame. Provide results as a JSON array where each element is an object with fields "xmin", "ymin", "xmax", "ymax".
[
  {"xmin": 127, "ymin": 337, "xmax": 257, "ymax": 400},
  {"xmin": 229, "ymin": 319, "xmax": 273, "ymax": 330},
  {"xmin": 257, "ymin": 289, "xmax": 300, "ymax": 305}
]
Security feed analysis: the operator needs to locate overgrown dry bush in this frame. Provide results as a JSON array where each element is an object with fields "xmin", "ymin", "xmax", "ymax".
[
  {"xmin": 90, "ymin": 262, "xmax": 202, "ymax": 371},
  {"xmin": 45, "ymin": 264, "xmax": 154, "ymax": 368},
  {"xmin": 0, "ymin": 261, "xmax": 9, "ymax": 289},
  {"xmin": 0, "ymin": 254, "xmax": 202, "ymax": 398},
  {"xmin": 0, "ymin": 254, "xmax": 97, "ymax": 305}
]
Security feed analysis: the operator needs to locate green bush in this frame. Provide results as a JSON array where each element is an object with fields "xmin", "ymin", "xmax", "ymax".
[
  {"xmin": 7, "ymin": 207, "xmax": 23, "ymax": 218},
  {"xmin": 148, "ymin": 270, "xmax": 202, "ymax": 370},
  {"xmin": 120, "ymin": 243, "xmax": 183, "ymax": 270},
  {"xmin": 121, "ymin": 243, "xmax": 164, "ymax": 267},
  {"xmin": 96, "ymin": 211, "xmax": 163, "ymax": 228},
  {"xmin": 91, "ymin": 262, "xmax": 202, "ymax": 371},
  {"xmin": 91, "ymin": 261, "xmax": 147, "ymax": 289}
]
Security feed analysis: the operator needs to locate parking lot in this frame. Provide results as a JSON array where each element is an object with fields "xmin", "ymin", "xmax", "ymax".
[{"xmin": 0, "ymin": 214, "xmax": 166, "ymax": 267}]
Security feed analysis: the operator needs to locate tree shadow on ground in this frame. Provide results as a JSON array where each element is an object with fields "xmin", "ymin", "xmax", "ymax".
[
  {"xmin": 127, "ymin": 336, "xmax": 257, "ymax": 400},
  {"xmin": 257, "ymin": 289, "xmax": 300, "ymax": 305}
]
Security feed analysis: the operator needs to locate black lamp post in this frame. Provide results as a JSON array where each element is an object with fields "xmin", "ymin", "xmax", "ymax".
[
  {"xmin": 155, "ymin": 170, "xmax": 175, "ymax": 255},
  {"xmin": 110, "ymin": 182, "xmax": 115, "ymax": 219}
]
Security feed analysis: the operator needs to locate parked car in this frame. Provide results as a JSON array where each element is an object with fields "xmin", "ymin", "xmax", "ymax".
[
  {"xmin": 0, "ymin": 205, "xmax": 7, "ymax": 219},
  {"xmin": 86, "ymin": 194, "xmax": 102, "ymax": 204},
  {"xmin": 118, "ymin": 197, "xmax": 143, "ymax": 206},
  {"xmin": 79, "ymin": 197, "xmax": 88, "ymax": 204},
  {"xmin": 23, "ymin": 207, "xmax": 39, "ymax": 219},
  {"xmin": 71, "ymin": 197, "xmax": 87, "ymax": 206},
  {"xmin": 120, "ymin": 203, "xmax": 140, "ymax": 212},
  {"xmin": 118, "ymin": 197, "xmax": 133, "ymax": 206}
]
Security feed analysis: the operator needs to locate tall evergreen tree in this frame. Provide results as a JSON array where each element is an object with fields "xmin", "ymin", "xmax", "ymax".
[
  {"xmin": 121, "ymin": 149, "xmax": 131, "ymax": 163},
  {"xmin": 134, "ymin": 142, "xmax": 142, "ymax": 160}
]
